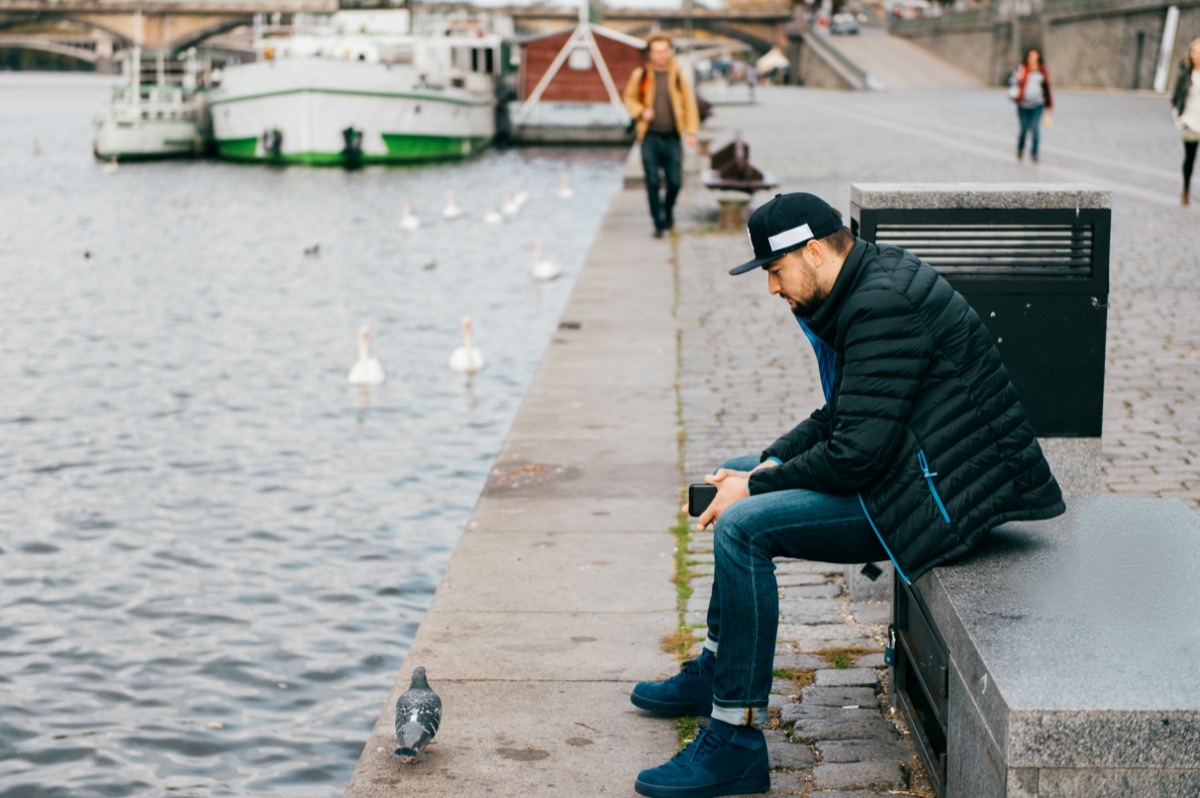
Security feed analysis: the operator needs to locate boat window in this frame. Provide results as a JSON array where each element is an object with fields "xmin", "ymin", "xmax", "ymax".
[
  {"xmin": 568, "ymin": 48, "xmax": 592, "ymax": 71},
  {"xmin": 485, "ymin": 48, "xmax": 495, "ymax": 75}
]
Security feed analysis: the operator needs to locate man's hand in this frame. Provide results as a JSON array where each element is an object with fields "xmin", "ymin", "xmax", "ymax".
[
  {"xmin": 687, "ymin": 133, "xmax": 697, "ymax": 148},
  {"xmin": 642, "ymin": 108, "xmax": 655, "ymax": 122},
  {"xmin": 697, "ymin": 469, "xmax": 750, "ymax": 531}
]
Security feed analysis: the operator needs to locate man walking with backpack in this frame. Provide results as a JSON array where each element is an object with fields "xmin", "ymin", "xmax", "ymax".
[{"xmin": 624, "ymin": 34, "xmax": 700, "ymax": 239}]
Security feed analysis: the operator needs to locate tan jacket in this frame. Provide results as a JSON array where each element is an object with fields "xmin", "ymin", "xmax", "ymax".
[{"xmin": 623, "ymin": 58, "xmax": 700, "ymax": 141}]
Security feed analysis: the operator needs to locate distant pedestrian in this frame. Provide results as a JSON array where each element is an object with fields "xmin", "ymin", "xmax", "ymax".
[
  {"xmin": 1171, "ymin": 38, "xmax": 1200, "ymax": 206},
  {"xmin": 624, "ymin": 34, "xmax": 700, "ymax": 238},
  {"xmin": 1011, "ymin": 48, "xmax": 1053, "ymax": 163}
]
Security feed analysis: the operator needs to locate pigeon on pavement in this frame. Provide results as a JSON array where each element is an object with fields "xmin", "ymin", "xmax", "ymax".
[{"xmin": 394, "ymin": 666, "xmax": 441, "ymax": 763}]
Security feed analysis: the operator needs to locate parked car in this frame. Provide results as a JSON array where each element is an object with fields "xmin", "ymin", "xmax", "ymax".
[{"xmin": 830, "ymin": 12, "xmax": 860, "ymax": 34}]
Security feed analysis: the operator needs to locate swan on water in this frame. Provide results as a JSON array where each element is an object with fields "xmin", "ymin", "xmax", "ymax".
[
  {"xmin": 482, "ymin": 200, "xmax": 503, "ymax": 226},
  {"xmin": 400, "ymin": 199, "xmax": 420, "ymax": 231},
  {"xmin": 502, "ymin": 191, "xmax": 519, "ymax": 217},
  {"xmin": 557, "ymin": 172, "xmax": 574, "ymax": 199},
  {"xmin": 443, "ymin": 190, "xmax": 462, "ymax": 220},
  {"xmin": 348, "ymin": 326, "xmax": 386, "ymax": 385},
  {"xmin": 449, "ymin": 316, "xmax": 485, "ymax": 373},
  {"xmin": 530, "ymin": 240, "xmax": 561, "ymax": 282},
  {"xmin": 513, "ymin": 189, "xmax": 529, "ymax": 207}
]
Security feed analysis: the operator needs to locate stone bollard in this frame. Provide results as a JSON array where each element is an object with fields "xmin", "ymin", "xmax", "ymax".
[
  {"xmin": 696, "ymin": 133, "xmax": 713, "ymax": 159},
  {"xmin": 716, "ymin": 193, "xmax": 750, "ymax": 232}
]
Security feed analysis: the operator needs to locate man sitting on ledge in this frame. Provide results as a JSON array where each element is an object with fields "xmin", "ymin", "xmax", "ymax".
[{"xmin": 630, "ymin": 192, "xmax": 1066, "ymax": 798}]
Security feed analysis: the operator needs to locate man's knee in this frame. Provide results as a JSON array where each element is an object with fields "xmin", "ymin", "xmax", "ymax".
[{"xmin": 713, "ymin": 501, "xmax": 757, "ymax": 554}]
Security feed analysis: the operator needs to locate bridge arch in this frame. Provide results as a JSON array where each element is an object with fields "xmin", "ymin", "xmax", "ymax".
[
  {"xmin": 0, "ymin": 12, "xmax": 131, "ymax": 46},
  {"xmin": 169, "ymin": 16, "xmax": 251, "ymax": 51},
  {"xmin": 0, "ymin": 36, "xmax": 97, "ymax": 64}
]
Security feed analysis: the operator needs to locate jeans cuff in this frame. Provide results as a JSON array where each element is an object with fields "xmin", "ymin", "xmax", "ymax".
[
  {"xmin": 703, "ymin": 637, "xmax": 718, "ymax": 656},
  {"xmin": 710, "ymin": 705, "xmax": 766, "ymax": 727}
]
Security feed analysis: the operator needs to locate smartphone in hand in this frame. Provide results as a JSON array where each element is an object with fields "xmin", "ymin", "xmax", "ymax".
[{"xmin": 687, "ymin": 483, "xmax": 718, "ymax": 517}]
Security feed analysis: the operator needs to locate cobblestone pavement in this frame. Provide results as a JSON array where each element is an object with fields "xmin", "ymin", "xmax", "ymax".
[{"xmin": 668, "ymin": 84, "xmax": 1200, "ymax": 795}]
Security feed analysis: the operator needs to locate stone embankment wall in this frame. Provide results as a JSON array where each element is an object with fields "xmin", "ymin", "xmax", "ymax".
[{"xmin": 892, "ymin": 0, "xmax": 1200, "ymax": 90}]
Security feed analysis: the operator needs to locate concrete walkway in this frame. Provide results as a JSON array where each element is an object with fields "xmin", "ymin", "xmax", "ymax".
[
  {"xmin": 343, "ymin": 190, "xmax": 687, "ymax": 796},
  {"xmin": 346, "ymin": 82, "xmax": 1200, "ymax": 798}
]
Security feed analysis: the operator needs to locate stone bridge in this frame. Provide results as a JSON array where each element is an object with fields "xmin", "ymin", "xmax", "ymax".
[
  {"xmin": 0, "ymin": 1, "xmax": 794, "ymax": 62},
  {"xmin": 0, "ymin": 0, "xmax": 333, "ymax": 55}
]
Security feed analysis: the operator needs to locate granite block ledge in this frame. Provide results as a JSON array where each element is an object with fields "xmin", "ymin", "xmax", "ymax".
[{"xmin": 849, "ymin": 183, "xmax": 1112, "ymax": 211}]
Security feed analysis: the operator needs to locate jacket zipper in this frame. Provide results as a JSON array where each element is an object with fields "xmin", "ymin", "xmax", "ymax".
[{"xmin": 918, "ymin": 449, "xmax": 952, "ymax": 524}]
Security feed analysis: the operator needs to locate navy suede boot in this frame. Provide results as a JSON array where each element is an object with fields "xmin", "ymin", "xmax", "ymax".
[
  {"xmin": 630, "ymin": 649, "xmax": 714, "ymax": 717},
  {"xmin": 634, "ymin": 718, "xmax": 770, "ymax": 798}
]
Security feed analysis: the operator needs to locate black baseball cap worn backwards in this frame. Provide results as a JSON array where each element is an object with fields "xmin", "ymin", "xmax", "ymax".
[{"xmin": 731, "ymin": 192, "xmax": 844, "ymax": 275}]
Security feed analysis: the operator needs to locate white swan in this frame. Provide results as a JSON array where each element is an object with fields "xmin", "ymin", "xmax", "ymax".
[
  {"xmin": 400, "ymin": 199, "xmax": 420, "ymax": 231},
  {"xmin": 348, "ymin": 325, "xmax": 386, "ymax": 385},
  {"xmin": 557, "ymin": 172, "xmax": 574, "ymax": 199},
  {"xmin": 449, "ymin": 316, "xmax": 485, "ymax": 373},
  {"xmin": 513, "ymin": 189, "xmax": 529, "ymax": 207},
  {"xmin": 502, "ymin": 190, "xmax": 519, "ymax": 217},
  {"xmin": 442, "ymin": 190, "xmax": 462, "ymax": 220},
  {"xmin": 530, "ymin": 240, "xmax": 561, "ymax": 282},
  {"xmin": 482, "ymin": 200, "xmax": 502, "ymax": 226}
]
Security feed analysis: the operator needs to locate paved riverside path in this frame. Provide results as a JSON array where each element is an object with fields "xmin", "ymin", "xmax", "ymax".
[
  {"xmin": 345, "ymin": 84, "xmax": 1199, "ymax": 797},
  {"xmin": 343, "ymin": 190, "xmax": 687, "ymax": 797}
]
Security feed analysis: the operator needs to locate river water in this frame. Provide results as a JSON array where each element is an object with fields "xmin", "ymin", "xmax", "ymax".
[{"xmin": 0, "ymin": 72, "xmax": 624, "ymax": 797}]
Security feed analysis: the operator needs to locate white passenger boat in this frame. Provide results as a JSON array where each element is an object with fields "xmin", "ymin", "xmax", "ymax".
[
  {"xmin": 207, "ymin": 11, "xmax": 503, "ymax": 166},
  {"xmin": 93, "ymin": 48, "xmax": 208, "ymax": 161}
]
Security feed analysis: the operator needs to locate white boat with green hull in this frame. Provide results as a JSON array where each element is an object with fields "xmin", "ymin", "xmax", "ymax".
[
  {"xmin": 93, "ymin": 48, "xmax": 208, "ymax": 161},
  {"xmin": 208, "ymin": 11, "xmax": 502, "ymax": 166}
]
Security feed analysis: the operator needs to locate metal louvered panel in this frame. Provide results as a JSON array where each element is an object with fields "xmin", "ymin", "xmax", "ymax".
[
  {"xmin": 874, "ymin": 223, "xmax": 1095, "ymax": 279},
  {"xmin": 852, "ymin": 207, "xmax": 1110, "ymax": 295}
]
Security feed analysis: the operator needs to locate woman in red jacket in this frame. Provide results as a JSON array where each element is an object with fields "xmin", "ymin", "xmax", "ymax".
[{"xmin": 1013, "ymin": 48, "xmax": 1053, "ymax": 163}]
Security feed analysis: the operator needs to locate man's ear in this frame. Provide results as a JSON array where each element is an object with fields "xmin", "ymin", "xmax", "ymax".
[{"xmin": 805, "ymin": 238, "xmax": 825, "ymax": 267}]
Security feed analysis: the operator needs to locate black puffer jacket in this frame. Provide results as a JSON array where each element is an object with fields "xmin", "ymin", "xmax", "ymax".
[
  {"xmin": 747, "ymin": 239, "xmax": 1064, "ymax": 581},
  {"xmin": 1173, "ymin": 62, "xmax": 1193, "ymax": 116}
]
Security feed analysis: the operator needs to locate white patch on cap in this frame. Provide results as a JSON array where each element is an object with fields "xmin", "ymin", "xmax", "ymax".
[
  {"xmin": 746, "ymin": 226, "xmax": 753, "ymax": 249},
  {"xmin": 767, "ymin": 223, "xmax": 813, "ymax": 252}
]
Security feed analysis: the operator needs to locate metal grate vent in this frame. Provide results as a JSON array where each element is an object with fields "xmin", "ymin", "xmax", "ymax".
[{"xmin": 874, "ymin": 223, "xmax": 1096, "ymax": 278}]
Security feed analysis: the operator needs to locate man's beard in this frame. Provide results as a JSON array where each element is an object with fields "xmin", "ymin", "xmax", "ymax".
[{"xmin": 788, "ymin": 286, "xmax": 828, "ymax": 319}]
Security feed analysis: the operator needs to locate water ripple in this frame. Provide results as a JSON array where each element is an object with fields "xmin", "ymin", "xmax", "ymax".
[{"xmin": 0, "ymin": 72, "xmax": 622, "ymax": 796}]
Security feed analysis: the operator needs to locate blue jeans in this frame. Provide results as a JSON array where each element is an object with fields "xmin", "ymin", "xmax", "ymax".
[
  {"xmin": 641, "ymin": 132, "xmax": 683, "ymax": 230},
  {"xmin": 1017, "ymin": 105, "xmax": 1044, "ymax": 158},
  {"xmin": 704, "ymin": 456, "xmax": 886, "ymax": 725}
]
